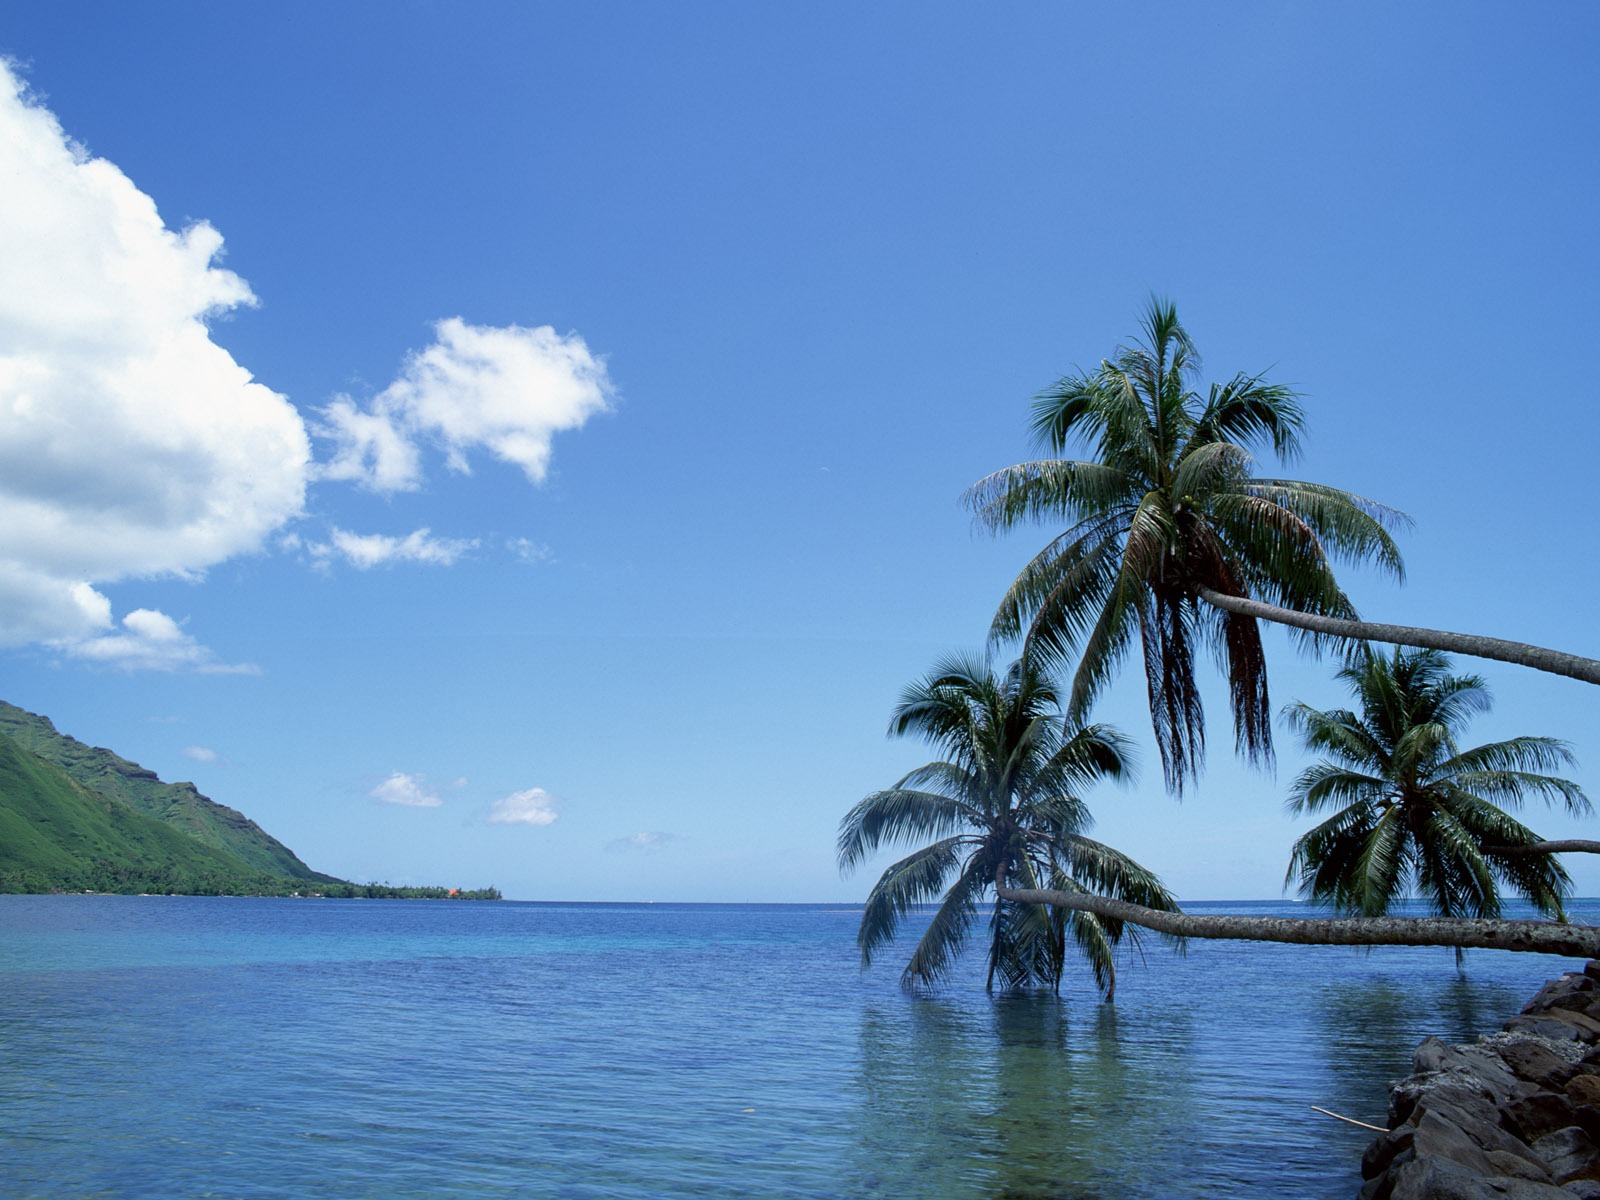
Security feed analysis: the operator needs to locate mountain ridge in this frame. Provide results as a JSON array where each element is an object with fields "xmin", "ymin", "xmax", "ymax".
[{"xmin": 0, "ymin": 700, "xmax": 335, "ymax": 883}]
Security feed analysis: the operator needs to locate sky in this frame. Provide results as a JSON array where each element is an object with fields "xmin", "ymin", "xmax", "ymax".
[{"xmin": 0, "ymin": 2, "xmax": 1596, "ymax": 903}]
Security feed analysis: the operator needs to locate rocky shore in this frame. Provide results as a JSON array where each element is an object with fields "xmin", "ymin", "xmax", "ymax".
[{"xmin": 1361, "ymin": 962, "xmax": 1600, "ymax": 1198}]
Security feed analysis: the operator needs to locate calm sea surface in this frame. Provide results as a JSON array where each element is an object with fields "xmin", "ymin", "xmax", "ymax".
[{"xmin": 2, "ymin": 895, "xmax": 1596, "ymax": 1199}]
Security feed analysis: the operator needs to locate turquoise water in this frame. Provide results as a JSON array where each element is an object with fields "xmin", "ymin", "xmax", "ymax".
[{"xmin": 1, "ymin": 895, "xmax": 1593, "ymax": 1199}]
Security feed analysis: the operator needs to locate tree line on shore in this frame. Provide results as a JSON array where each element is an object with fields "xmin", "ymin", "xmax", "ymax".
[
  {"xmin": 842, "ymin": 299, "xmax": 1600, "ymax": 995},
  {"xmin": 0, "ymin": 863, "xmax": 501, "ymax": 900}
]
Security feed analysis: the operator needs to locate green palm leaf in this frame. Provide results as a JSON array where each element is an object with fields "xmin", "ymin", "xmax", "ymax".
[
  {"xmin": 842, "ymin": 652, "xmax": 1169, "ymax": 997},
  {"xmin": 970, "ymin": 299, "xmax": 1412, "ymax": 786},
  {"xmin": 1283, "ymin": 648, "xmax": 1583, "ymax": 933}
]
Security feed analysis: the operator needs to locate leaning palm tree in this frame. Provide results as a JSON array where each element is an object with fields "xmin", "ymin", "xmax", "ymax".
[
  {"xmin": 968, "ymin": 299, "xmax": 1600, "ymax": 793},
  {"xmin": 838, "ymin": 651, "xmax": 1177, "ymax": 999},
  {"xmin": 1284, "ymin": 647, "xmax": 1589, "ymax": 929},
  {"xmin": 996, "ymin": 649, "xmax": 1597, "ymax": 958}
]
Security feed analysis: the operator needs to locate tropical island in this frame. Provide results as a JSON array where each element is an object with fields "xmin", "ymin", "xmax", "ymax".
[{"xmin": 0, "ymin": 699, "xmax": 499, "ymax": 899}]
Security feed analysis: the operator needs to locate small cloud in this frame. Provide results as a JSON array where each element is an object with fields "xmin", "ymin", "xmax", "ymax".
[
  {"xmin": 315, "ymin": 318, "xmax": 613, "ymax": 494},
  {"xmin": 307, "ymin": 526, "xmax": 477, "ymax": 570},
  {"xmin": 487, "ymin": 787, "xmax": 560, "ymax": 826},
  {"xmin": 507, "ymin": 537, "xmax": 551, "ymax": 564},
  {"xmin": 182, "ymin": 745, "xmax": 218, "ymax": 763},
  {"xmin": 606, "ymin": 831, "xmax": 678, "ymax": 853},
  {"xmin": 57, "ymin": 608, "xmax": 257, "ymax": 675},
  {"xmin": 369, "ymin": 771, "xmax": 442, "ymax": 808}
]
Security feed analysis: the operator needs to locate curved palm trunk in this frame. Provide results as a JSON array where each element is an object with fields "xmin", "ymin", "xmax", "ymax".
[
  {"xmin": 1488, "ymin": 840, "xmax": 1600, "ymax": 857},
  {"xmin": 1195, "ymin": 587, "xmax": 1600, "ymax": 687},
  {"xmin": 996, "ymin": 886, "xmax": 1600, "ymax": 957}
]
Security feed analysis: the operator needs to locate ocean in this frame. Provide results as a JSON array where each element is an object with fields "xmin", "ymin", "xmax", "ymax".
[{"xmin": 1, "ymin": 894, "xmax": 1592, "ymax": 1199}]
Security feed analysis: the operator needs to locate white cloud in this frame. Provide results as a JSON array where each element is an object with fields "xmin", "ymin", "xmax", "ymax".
[
  {"xmin": 181, "ymin": 745, "xmax": 218, "ymax": 763},
  {"xmin": 507, "ymin": 537, "xmax": 552, "ymax": 564},
  {"xmin": 57, "ymin": 608, "xmax": 257, "ymax": 674},
  {"xmin": 369, "ymin": 772, "xmax": 442, "ymax": 808},
  {"xmin": 0, "ymin": 62, "xmax": 611, "ymax": 669},
  {"xmin": 309, "ymin": 527, "xmax": 478, "ymax": 570},
  {"xmin": 486, "ymin": 787, "xmax": 560, "ymax": 826},
  {"xmin": 318, "ymin": 318, "xmax": 612, "ymax": 494},
  {"xmin": 0, "ymin": 61, "xmax": 310, "ymax": 655},
  {"xmin": 606, "ymin": 831, "xmax": 678, "ymax": 853}
]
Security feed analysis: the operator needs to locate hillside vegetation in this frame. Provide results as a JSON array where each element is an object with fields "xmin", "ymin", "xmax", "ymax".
[
  {"xmin": 0, "ymin": 701, "xmax": 333, "ymax": 882},
  {"xmin": 0, "ymin": 702, "xmax": 500, "ymax": 899}
]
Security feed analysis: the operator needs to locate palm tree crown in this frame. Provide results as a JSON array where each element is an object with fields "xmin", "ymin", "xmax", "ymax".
[
  {"xmin": 1284, "ymin": 647, "xmax": 1590, "ymax": 923},
  {"xmin": 967, "ymin": 299, "xmax": 1406, "ymax": 791},
  {"xmin": 838, "ymin": 651, "xmax": 1176, "ymax": 997}
]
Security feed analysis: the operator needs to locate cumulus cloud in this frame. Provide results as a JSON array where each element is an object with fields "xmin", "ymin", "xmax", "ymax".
[
  {"xmin": 605, "ymin": 831, "xmax": 678, "ymax": 853},
  {"xmin": 369, "ymin": 772, "xmax": 442, "ymax": 808},
  {"xmin": 58, "ymin": 608, "xmax": 257, "ymax": 674},
  {"xmin": 0, "ymin": 61, "xmax": 310, "ymax": 653},
  {"xmin": 317, "ymin": 318, "xmax": 612, "ymax": 494},
  {"xmin": 182, "ymin": 745, "xmax": 218, "ymax": 763},
  {"xmin": 308, "ymin": 527, "xmax": 478, "ymax": 570},
  {"xmin": 486, "ymin": 787, "xmax": 560, "ymax": 826},
  {"xmin": 0, "ymin": 61, "xmax": 611, "ymax": 669}
]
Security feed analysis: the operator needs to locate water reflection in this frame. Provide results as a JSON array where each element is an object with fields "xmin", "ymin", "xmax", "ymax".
[{"xmin": 851, "ymin": 992, "xmax": 1195, "ymax": 1200}]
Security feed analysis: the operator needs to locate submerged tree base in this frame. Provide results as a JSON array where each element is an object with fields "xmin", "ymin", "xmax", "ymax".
[{"xmin": 997, "ymin": 886, "xmax": 1600, "ymax": 957}]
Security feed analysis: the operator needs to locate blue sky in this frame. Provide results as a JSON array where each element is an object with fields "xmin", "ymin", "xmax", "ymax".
[{"xmin": 1, "ymin": 3, "xmax": 1596, "ymax": 902}]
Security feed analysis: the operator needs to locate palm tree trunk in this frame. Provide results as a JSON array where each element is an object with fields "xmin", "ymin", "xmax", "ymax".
[
  {"xmin": 1195, "ymin": 586, "xmax": 1600, "ymax": 686},
  {"xmin": 996, "ymin": 886, "xmax": 1600, "ymax": 957},
  {"xmin": 1488, "ymin": 840, "xmax": 1600, "ymax": 857}
]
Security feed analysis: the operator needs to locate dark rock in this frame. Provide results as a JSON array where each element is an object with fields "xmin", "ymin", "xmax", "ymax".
[
  {"xmin": 1362, "ymin": 967, "xmax": 1600, "ymax": 1200},
  {"xmin": 1414, "ymin": 1111, "xmax": 1503, "ymax": 1178},
  {"xmin": 1505, "ymin": 1094, "xmax": 1581, "ymax": 1144},
  {"xmin": 1526, "ymin": 976, "xmax": 1597, "ymax": 1016},
  {"xmin": 1483, "ymin": 1181, "xmax": 1591, "ymax": 1198},
  {"xmin": 1366, "ymin": 1126, "xmax": 1417, "ymax": 1180},
  {"xmin": 1394, "ymin": 1075, "xmax": 1501, "ymax": 1129},
  {"xmin": 1494, "ymin": 1040, "xmax": 1584, "ymax": 1092},
  {"xmin": 1508, "ymin": 1014, "xmax": 1600, "ymax": 1045},
  {"xmin": 1485, "ymin": 1150, "xmax": 1555, "ymax": 1182},
  {"xmin": 1416, "ymin": 1038, "xmax": 1538, "ymax": 1105},
  {"xmin": 1531, "ymin": 1127, "xmax": 1600, "ymax": 1183},
  {"xmin": 1388, "ymin": 1156, "xmax": 1503, "ymax": 1200}
]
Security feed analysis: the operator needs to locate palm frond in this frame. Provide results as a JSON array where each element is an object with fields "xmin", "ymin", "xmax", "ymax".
[
  {"xmin": 901, "ymin": 851, "xmax": 992, "ymax": 988},
  {"xmin": 838, "ymin": 787, "xmax": 977, "ymax": 872},
  {"xmin": 857, "ymin": 837, "xmax": 970, "ymax": 968}
]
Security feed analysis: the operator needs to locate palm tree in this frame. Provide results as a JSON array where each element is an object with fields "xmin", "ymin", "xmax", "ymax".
[
  {"xmin": 838, "ymin": 651, "xmax": 1177, "ymax": 999},
  {"xmin": 996, "ymin": 649, "xmax": 1595, "ymax": 959},
  {"xmin": 968, "ymin": 299, "xmax": 1600, "ymax": 793},
  {"xmin": 1284, "ymin": 648, "xmax": 1589, "ymax": 928}
]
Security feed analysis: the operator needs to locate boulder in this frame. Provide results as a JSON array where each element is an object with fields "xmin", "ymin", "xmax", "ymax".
[
  {"xmin": 1416, "ymin": 1038, "xmax": 1539, "ymax": 1105},
  {"xmin": 1531, "ymin": 1127, "xmax": 1600, "ymax": 1184},
  {"xmin": 1505, "ymin": 1095, "xmax": 1581, "ymax": 1144},
  {"xmin": 1394, "ymin": 1075, "xmax": 1501, "ymax": 1129},
  {"xmin": 1507, "ymin": 1013, "xmax": 1600, "ymax": 1045},
  {"xmin": 1525, "ymin": 975, "xmax": 1597, "ymax": 1016},
  {"xmin": 1362, "ymin": 966, "xmax": 1600, "ymax": 1199},
  {"xmin": 1491, "ymin": 1039, "xmax": 1585, "ymax": 1092}
]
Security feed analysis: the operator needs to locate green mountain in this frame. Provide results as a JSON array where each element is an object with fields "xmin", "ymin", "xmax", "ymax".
[
  {"xmin": 0, "ymin": 701, "xmax": 501, "ymax": 899},
  {"xmin": 0, "ymin": 729, "xmax": 290, "ymax": 893},
  {"xmin": 0, "ymin": 700, "xmax": 333, "ymax": 882}
]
